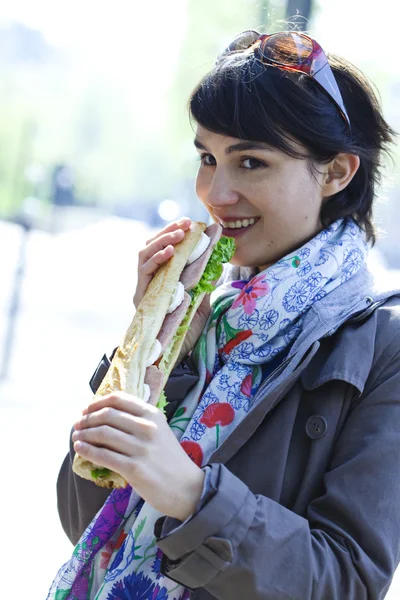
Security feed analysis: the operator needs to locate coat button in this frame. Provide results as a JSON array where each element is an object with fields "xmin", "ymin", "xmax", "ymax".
[{"xmin": 305, "ymin": 415, "xmax": 327, "ymax": 440}]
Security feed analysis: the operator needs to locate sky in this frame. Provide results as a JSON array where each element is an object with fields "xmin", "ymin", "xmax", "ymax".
[
  {"xmin": 1, "ymin": 0, "xmax": 399, "ymax": 80},
  {"xmin": 0, "ymin": 0, "xmax": 398, "ymax": 183},
  {"xmin": 0, "ymin": 0, "xmax": 188, "ymax": 48},
  {"xmin": 313, "ymin": 0, "xmax": 400, "ymax": 73},
  {"xmin": 0, "ymin": 0, "xmax": 188, "ymax": 92}
]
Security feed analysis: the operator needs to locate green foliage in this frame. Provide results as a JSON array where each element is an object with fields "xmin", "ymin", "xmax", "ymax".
[
  {"xmin": 0, "ymin": 4, "xmax": 274, "ymax": 220},
  {"xmin": 165, "ymin": 1, "xmax": 258, "ymax": 171}
]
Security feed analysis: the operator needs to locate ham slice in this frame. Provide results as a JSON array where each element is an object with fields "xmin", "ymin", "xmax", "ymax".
[
  {"xmin": 180, "ymin": 223, "xmax": 222, "ymax": 291},
  {"xmin": 143, "ymin": 224, "xmax": 222, "ymax": 407},
  {"xmin": 144, "ymin": 366, "xmax": 164, "ymax": 406},
  {"xmin": 156, "ymin": 291, "xmax": 191, "ymax": 353}
]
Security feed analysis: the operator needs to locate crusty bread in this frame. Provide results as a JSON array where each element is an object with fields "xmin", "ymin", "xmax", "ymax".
[
  {"xmin": 72, "ymin": 222, "xmax": 207, "ymax": 488},
  {"xmin": 72, "ymin": 458, "xmax": 127, "ymax": 489}
]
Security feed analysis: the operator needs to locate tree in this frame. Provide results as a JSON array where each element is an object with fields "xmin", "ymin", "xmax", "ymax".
[
  {"xmin": 164, "ymin": 1, "xmax": 286, "ymax": 190},
  {"xmin": 286, "ymin": 0, "xmax": 313, "ymax": 29}
]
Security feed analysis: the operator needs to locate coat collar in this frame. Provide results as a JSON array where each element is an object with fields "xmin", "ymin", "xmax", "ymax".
[{"xmin": 298, "ymin": 265, "xmax": 400, "ymax": 396}]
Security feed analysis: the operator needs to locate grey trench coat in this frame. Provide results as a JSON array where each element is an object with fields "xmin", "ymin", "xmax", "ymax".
[{"xmin": 57, "ymin": 266, "xmax": 400, "ymax": 599}]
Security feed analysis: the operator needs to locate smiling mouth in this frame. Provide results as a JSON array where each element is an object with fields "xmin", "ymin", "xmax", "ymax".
[{"xmin": 219, "ymin": 217, "xmax": 260, "ymax": 230}]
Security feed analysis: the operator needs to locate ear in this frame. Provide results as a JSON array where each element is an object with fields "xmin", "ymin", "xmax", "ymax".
[{"xmin": 322, "ymin": 153, "xmax": 360, "ymax": 197}]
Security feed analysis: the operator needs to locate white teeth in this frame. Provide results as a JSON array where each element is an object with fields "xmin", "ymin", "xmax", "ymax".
[{"xmin": 223, "ymin": 217, "xmax": 257, "ymax": 229}]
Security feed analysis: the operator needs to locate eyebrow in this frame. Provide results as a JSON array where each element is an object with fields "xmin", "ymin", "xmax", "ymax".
[{"xmin": 194, "ymin": 138, "xmax": 273, "ymax": 155}]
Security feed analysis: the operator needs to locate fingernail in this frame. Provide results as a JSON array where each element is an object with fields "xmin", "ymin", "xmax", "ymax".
[{"xmin": 72, "ymin": 430, "xmax": 80, "ymax": 441}]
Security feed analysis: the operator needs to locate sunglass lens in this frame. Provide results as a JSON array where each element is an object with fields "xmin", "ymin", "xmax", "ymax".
[
  {"xmin": 261, "ymin": 32, "xmax": 313, "ymax": 65},
  {"xmin": 225, "ymin": 29, "xmax": 260, "ymax": 54}
]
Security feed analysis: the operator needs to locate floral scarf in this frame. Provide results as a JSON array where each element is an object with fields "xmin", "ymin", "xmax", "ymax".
[{"xmin": 48, "ymin": 218, "xmax": 367, "ymax": 600}]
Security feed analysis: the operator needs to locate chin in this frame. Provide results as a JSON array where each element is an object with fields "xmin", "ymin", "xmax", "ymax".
[
  {"xmin": 230, "ymin": 244, "xmax": 262, "ymax": 264},
  {"xmin": 230, "ymin": 254, "xmax": 263, "ymax": 270},
  {"xmin": 229, "ymin": 255, "xmax": 248, "ymax": 268}
]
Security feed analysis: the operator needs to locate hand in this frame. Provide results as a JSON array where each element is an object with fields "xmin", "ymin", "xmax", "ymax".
[
  {"xmin": 133, "ymin": 216, "xmax": 211, "ymax": 361},
  {"xmin": 133, "ymin": 217, "xmax": 192, "ymax": 309},
  {"xmin": 72, "ymin": 392, "xmax": 205, "ymax": 521}
]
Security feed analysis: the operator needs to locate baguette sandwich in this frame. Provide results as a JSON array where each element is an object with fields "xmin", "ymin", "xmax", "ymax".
[{"xmin": 72, "ymin": 221, "xmax": 235, "ymax": 488}]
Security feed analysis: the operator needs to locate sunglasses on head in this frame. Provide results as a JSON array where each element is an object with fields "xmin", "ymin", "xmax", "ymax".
[{"xmin": 217, "ymin": 30, "xmax": 350, "ymax": 130}]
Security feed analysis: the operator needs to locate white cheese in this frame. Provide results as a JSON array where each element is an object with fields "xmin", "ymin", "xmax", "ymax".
[
  {"xmin": 167, "ymin": 281, "xmax": 185, "ymax": 314},
  {"xmin": 143, "ymin": 384, "xmax": 150, "ymax": 403},
  {"xmin": 186, "ymin": 232, "xmax": 210, "ymax": 265},
  {"xmin": 145, "ymin": 339, "xmax": 162, "ymax": 367}
]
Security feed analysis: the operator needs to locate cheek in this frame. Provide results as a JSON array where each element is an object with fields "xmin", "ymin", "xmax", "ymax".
[
  {"xmin": 195, "ymin": 169, "xmax": 213, "ymax": 206},
  {"xmin": 294, "ymin": 178, "xmax": 324, "ymax": 221},
  {"xmin": 195, "ymin": 171, "xmax": 206, "ymax": 203}
]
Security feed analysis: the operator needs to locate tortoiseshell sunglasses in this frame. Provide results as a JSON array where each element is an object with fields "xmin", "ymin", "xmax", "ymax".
[{"xmin": 217, "ymin": 30, "xmax": 351, "ymax": 129}]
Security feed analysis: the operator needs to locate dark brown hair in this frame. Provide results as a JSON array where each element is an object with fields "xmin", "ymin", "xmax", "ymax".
[{"xmin": 189, "ymin": 49, "xmax": 396, "ymax": 244}]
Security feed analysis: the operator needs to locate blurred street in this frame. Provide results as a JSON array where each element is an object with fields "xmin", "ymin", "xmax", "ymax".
[
  {"xmin": 0, "ymin": 217, "xmax": 156, "ymax": 599},
  {"xmin": 1, "ymin": 216, "xmax": 400, "ymax": 599}
]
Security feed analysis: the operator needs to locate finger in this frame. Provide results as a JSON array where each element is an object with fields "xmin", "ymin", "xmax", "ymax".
[
  {"xmin": 133, "ymin": 244, "xmax": 175, "ymax": 308},
  {"xmin": 135, "ymin": 231, "xmax": 185, "ymax": 308},
  {"xmin": 73, "ymin": 440, "xmax": 130, "ymax": 475},
  {"xmin": 73, "ymin": 425, "xmax": 136, "ymax": 456},
  {"xmin": 138, "ymin": 229, "xmax": 187, "ymax": 270},
  {"xmin": 74, "ymin": 407, "xmax": 158, "ymax": 443},
  {"xmin": 74, "ymin": 406, "xmax": 138, "ymax": 434},
  {"xmin": 145, "ymin": 217, "xmax": 191, "ymax": 246},
  {"xmin": 80, "ymin": 392, "xmax": 157, "ymax": 420},
  {"xmin": 138, "ymin": 243, "xmax": 175, "ymax": 279},
  {"xmin": 134, "ymin": 222, "xmax": 193, "ymax": 308}
]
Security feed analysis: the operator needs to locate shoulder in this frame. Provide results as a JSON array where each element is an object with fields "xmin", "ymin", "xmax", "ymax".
[
  {"xmin": 374, "ymin": 294, "xmax": 400, "ymax": 325},
  {"xmin": 372, "ymin": 295, "xmax": 400, "ymax": 359},
  {"xmin": 374, "ymin": 296, "xmax": 400, "ymax": 380},
  {"xmin": 359, "ymin": 295, "xmax": 400, "ymax": 394},
  {"xmin": 302, "ymin": 294, "xmax": 400, "ymax": 395}
]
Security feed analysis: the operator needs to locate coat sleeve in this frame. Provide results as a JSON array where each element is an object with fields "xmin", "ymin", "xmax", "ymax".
[
  {"xmin": 155, "ymin": 341, "xmax": 400, "ymax": 599},
  {"xmin": 57, "ymin": 429, "xmax": 111, "ymax": 545},
  {"xmin": 57, "ymin": 353, "xmax": 199, "ymax": 545}
]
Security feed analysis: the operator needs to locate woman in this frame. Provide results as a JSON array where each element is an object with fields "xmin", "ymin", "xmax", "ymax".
[{"xmin": 49, "ymin": 30, "xmax": 400, "ymax": 599}]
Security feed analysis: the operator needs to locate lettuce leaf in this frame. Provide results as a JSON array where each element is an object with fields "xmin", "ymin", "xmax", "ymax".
[
  {"xmin": 191, "ymin": 236, "xmax": 236, "ymax": 296},
  {"xmin": 91, "ymin": 467, "xmax": 111, "ymax": 479},
  {"xmin": 159, "ymin": 235, "xmax": 235, "ymax": 374},
  {"xmin": 157, "ymin": 390, "xmax": 168, "ymax": 413}
]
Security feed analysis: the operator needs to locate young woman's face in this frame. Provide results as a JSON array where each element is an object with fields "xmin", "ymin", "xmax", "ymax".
[{"xmin": 195, "ymin": 125, "xmax": 328, "ymax": 270}]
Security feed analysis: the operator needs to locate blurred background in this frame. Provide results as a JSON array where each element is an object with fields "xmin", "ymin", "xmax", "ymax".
[{"xmin": 0, "ymin": 1, "xmax": 399, "ymax": 598}]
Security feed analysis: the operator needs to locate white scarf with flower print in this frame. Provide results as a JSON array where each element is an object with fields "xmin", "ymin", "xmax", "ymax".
[{"xmin": 48, "ymin": 218, "xmax": 367, "ymax": 600}]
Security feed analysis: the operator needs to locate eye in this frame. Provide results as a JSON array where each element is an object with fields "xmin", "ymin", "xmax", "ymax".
[
  {"xmin": 241, "ymin": 157, "xmax": 266, "ymax": 169},
  {"xmin": 199, "ymin": 153, "xmax": 216, "ymax": 166}
]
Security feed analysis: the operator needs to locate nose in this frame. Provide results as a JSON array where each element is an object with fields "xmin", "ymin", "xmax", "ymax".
[{"xmin": 205, "ymin": 167, "xmax": 240, "ymax": 209}]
